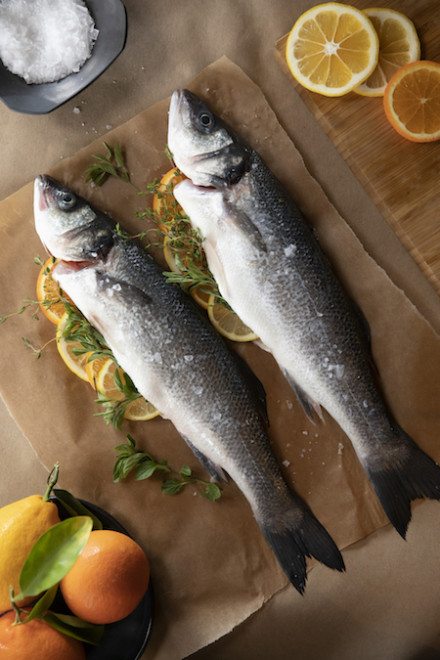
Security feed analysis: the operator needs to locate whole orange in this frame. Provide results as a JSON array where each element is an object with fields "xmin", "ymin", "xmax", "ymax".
[
  {"xmin": 60, "ymin": 529, "xmax": 150, "ymax": 624},
  {"xmin": 0, "ymin": 610, "xmax": 86, "ymax": 660}
]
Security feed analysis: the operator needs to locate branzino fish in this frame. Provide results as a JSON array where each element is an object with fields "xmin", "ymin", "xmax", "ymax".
[
  {"xmin": 168, "ymin": 88, "xmax": 440, "ymax": 539},
  {"xmin": 33, "ymin": 174, "xmax": 345, "ymax": 593}
]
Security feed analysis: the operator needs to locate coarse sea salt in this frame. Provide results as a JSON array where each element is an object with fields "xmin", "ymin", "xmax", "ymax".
[{"xmin": 0, "ymin": 0, "xmax": 99, "ymax": 84}]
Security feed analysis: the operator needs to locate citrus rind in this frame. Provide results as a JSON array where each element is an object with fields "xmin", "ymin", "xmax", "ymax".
[
  {"xmin": 383, "ymin": 60, "xmax": 440, "ymax": 143},
  {"xmin": 285, "ymin": 2, "xmax": 380, "ymax": 97},
  {"xmin": 354, "ymin": 7, "xmax": 421, "ymax": 97}
]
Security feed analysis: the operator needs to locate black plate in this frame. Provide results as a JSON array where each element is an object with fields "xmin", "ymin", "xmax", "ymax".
[
  {"xmin": 0, "ymin": 0, "xmax": 127, "ymax": 114},
  {"xmin": 53, "ymin": 497, "xmax": 153, "ymax": 660}
]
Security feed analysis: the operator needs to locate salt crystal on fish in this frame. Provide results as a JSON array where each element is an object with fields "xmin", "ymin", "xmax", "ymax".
[{"xmin": 0, "ymin": 0, "xmax": 98, "ymax": 84}]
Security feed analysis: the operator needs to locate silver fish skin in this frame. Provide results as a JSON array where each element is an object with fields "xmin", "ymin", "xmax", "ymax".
[
  {"xmin": 33, "ymin": 174, "xmax": 345, "ymax": 594},
  {"xmin": 168, "ymin": 89, "xmax": 440, "ymax": 539}
]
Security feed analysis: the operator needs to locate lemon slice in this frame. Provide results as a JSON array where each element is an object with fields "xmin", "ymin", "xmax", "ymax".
[
  {"xmin": 285, "ymin": 2, "xmax": 379, "ymax": 96},
  {"xmin": 85, "ymin": 353, "xmax": 109, "ymax": 390},
  {"xmin": 96, "ymin": 358, "xmax": 160, "ymax": 421},
  {"xmin": 207, "ymin": 295, "xmax": 258, "ymax": 342},
  {"xmin": 125, "ymin": 397, "xmax": 161, "ymax": 422},
  {"xmin": 36, "ymin": 257, "xmax": 71, "ymax": 325},
  {"xmin": 354, "ymin": 8, "xmax": 420, "ymax": 97},
  {"xmin": 56, "ymin": 313, "xmax": 90, "ymax": 382}
]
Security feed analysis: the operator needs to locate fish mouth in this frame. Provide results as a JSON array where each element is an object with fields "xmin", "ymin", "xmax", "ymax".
[{"xmin": 34, "ymin": 174, "xmax": 60, "ymax": 212}]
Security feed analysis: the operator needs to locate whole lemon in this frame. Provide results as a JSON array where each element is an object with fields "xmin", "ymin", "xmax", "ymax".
[
  {"xmin": 0, "ymin": 495, "xmax": 60, "ymax": 613},
  {"xmin": 60, "ymin": 529, "xmax": 150, "ymax": 624}
]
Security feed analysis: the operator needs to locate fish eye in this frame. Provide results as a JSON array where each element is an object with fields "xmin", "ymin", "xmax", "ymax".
[
  {"xmin": 57, "ymin": 190, "xmax": 77, "ymax": 211},
  {"xmin": 198, "ymin": 111, "xmax": 214, "ymax": 130}
]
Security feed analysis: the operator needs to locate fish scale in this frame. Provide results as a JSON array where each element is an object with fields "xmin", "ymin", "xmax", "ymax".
[
  {"xmin": 33, "ymin": 174, "xmax": 345, "ymax": 594},
  {"xmin": 168, "ymin": 87, "xmax": 440, "ymax": 542}
]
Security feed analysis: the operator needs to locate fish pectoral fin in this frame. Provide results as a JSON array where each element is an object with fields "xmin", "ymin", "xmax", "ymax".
[
  {"xmin": 95, "ymin": 270, "xmax": 152, "ymax": 305},
  {"xmin": 223, "ymin": 204, "xmax": 267, "ymax": 253},
  {"xmin": 181, "ymin": 435, "xmax": 227, "ymax": 483},
  {"xmin": 282, "ymin": 371, "xmax": 323, "ymax": 423}
]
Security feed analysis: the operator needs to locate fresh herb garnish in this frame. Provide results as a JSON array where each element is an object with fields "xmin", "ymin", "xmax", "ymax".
[
  {"xmin": 113, "ymin": 434, "xmax": 222, "ymax": 501},
  {"xmin": 84, "ymin": 142, "xmax": 132, "ymax": 187}
]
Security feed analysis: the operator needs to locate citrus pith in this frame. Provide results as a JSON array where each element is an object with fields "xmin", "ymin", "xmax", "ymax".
[
  {"xmin": 384, "ymin": 60, "xmax": 440, "ymax": 142},
  {"xmin": 207, "ymin": 295, "xmax": 258, "ymax": 342},
  {"xmin": 36, "ymin": 258, "xmax": 71, "ymax": 325},
  {"xmin": 56, "ymin": 313, "xmax": 90, "ymax": 382},
  {"xmin": 95, "ymin": 358, "xmax": 160, "ymax": 421},
  {"xmin": 355, "ymin": 8, "xmax": 420, "ymax": 97},
  {"xmin": 285, "ymin": 2, "xmax": 379, "ymax": 96}
]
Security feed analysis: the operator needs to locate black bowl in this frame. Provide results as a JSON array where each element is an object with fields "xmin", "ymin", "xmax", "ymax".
[
  {"xmin": 0, "ymin": 0, "xmax": 127, "ymax": 114},
  {"xmin": 53, "ymin": 497, "xmax": 153, "ymax": 660}
]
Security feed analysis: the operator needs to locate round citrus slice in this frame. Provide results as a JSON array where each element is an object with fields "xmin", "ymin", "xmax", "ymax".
[
  {"xmin": 125, "ymin": 397, "xmax": 160, "ymax": 422},
  {"xmin": 85, "ymin": 353, "xmax": 109, "ymax": 390},
  {"xmin": 163, "ymin": 235, "xmax": 183, "ymax": 274},
  {"xmin": 152, "ymin": 167, "xmax": 185, "ymax": 233},
  {"xmin": 207, "ymin": 295, "xmax": 258, "ymax": 342},
  {"xmin": 354, "ymin": 8, "xmax": 420, "ymax": 97},
  {"xmin": 56, "ymin": 313, "xmax": 90, "ymax": 382},
  {"xmin": 383, "ymin": 60, "xmax": 440, "ymax": 142},
  {"xmin": 36, "ymin": 257, "xmax": 72, "ymax": 324},
  {"xmin": 190, "ymin": 285, "xmax": 216, "ymax": 310},
  {"xmin": 96, "ymin": 358, "xmax": 160, "ymax": 421},
  {"xmin": 285, "ymin": 2, "xmax": 379, "ymax": 96}
]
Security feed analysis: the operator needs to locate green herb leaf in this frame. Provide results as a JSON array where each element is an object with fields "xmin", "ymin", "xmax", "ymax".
[
  {"xmin": 15, "ymin": 516, "xmax": 92, "ymax": 600},
  {"xmin": 42, "ymin": 611, "xmax": 105, "ymax": 645},
  {"xmin": 135, "ymin": 458, "xmax": 169, "ymax": 480},
  {"xmin": 202, "ymin": 482, "xmax": 222, "ymax": 502},
  {"xmin": 161, "ymin": 479, "xmax": 184, "ymax": 495},
  {"xmin": 53, "ymin": 489, "xmax": 103, "ymax": 530},
  {"xmin": 179, "ymin": 465, "xmax": 192, "ymax": 477},
  {"xmin": 23, "ymin": 583, "xmax": 59, "ymax": 623}
]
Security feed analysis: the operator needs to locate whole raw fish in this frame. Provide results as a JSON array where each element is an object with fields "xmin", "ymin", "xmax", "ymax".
[
  {"xmin": 33, "ymin": 174, "xmax": 345, "ymax": 593},
  {"xmin": 168, "ymin": 88, "xmax": 440, "ymax": 539}
]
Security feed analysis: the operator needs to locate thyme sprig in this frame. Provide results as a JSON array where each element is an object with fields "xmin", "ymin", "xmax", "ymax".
[
  {"xmin": 84, "ymin": 142, "xmax": 133, "ymax": 187},
  {"xmin": 113, "ymin": 434, "xmax": 222, "ymax": 501}
]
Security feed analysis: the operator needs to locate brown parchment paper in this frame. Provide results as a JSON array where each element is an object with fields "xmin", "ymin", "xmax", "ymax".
[{"xmin": 0, "ymin": 57, "xmax": 440, "ymax": 659}]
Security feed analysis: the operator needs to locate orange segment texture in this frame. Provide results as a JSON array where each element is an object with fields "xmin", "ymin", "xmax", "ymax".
[{"xmin": 384, "ymin": 60, "xmax": 440, "ymax": 142}]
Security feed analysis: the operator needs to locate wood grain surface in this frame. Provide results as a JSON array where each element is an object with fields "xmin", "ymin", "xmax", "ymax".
[{"xmin": 276, "ymin": 0, "xmax": 440, "ymax": 296}]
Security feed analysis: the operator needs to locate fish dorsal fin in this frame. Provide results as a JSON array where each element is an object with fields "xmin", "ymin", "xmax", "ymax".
[{"xmin": 282, "ymin": 370, "xmax": 323, "ymax": 423}]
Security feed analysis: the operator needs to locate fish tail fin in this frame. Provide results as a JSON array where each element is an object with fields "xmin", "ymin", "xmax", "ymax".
[
  {"xmin": 259, "ymin": 498, "xmax": 345, "ymax": 595},
  {"xmin": 365, "ymin": 428, "xmax": 440, "ymax": 539}
]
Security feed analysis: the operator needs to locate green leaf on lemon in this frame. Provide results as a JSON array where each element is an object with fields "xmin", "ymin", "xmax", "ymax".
[{"xmin": 15, "ymin": 516, "xmax": 92, "ymax": 600}]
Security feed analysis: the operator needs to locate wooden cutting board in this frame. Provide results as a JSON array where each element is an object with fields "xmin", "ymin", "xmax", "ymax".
[{"xmin": 276, "ymin": 0, "xmax": 440, "ymax": 296}]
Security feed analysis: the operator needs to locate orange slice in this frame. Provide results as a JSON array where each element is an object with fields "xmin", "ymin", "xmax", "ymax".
[
  {"xmin": 36, "ymin": 257, "xmax": 72, "ymax": 324},
  {"xmin": 152, "ymin": 167, "xmax": 186, "ymax": 233},
  {"xmin": 355, "ymin": 8, "xmax": 420, "ymax": 97},
  {"xmin": 207, "ymin": 295, "xmax": 258, "ymax": 342},
  {"xmin": 285, "ymin": 2, "xmax": 379, "ymax": 96},
  {"xmin": 383, "ymin": 60, "xmax": 440, "ymax": 142},
  {"xmin": 96, "ymin": 358, "xmax": 160, "ymax": 421}
]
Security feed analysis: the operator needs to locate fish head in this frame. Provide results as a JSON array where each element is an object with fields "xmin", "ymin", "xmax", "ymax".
[
  {"xmin": 34, "ymin": 175, "xmax": 113, "ymax": 263},
  {"xmin": 168, "ymin": 89, "xmax": 250, "ymax": 188}
]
